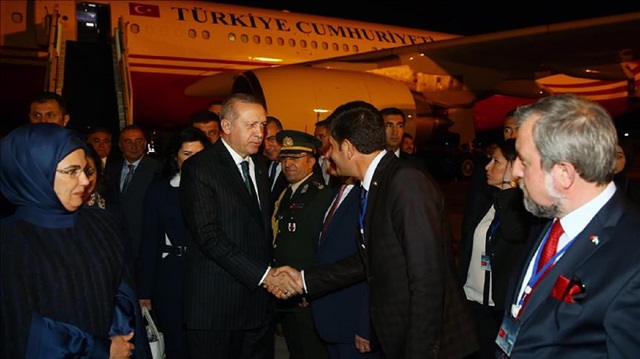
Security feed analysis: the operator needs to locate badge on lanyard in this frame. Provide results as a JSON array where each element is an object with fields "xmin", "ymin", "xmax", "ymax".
[
  {"xmin": 496, "ymin": 314, "xmax": 521, "ymax": 357},
  {"xmin": 480, "ymin": 252, "xmax": 491, "ymax": 271}
]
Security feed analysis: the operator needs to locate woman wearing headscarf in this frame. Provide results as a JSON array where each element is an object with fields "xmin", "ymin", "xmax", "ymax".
[
  {"xmin": 137, "ymin": 127, "xmax": 208, "ymax": 359},
  {"xmin": 1, "ymin": 123, "xmax": 150, "ymax": 359},
  {"xmin": 456, "ymin": 139, "xmax": 533, "ymax": 359}
]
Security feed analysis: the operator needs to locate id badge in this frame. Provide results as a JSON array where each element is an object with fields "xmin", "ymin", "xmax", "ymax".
[
  {"xmin": 480, "ymin": 252, "xmax": 491, "ymax": 271},
  {"xmin": 496, "ymin": 314, "xmax": 521, "ymax": 357}
]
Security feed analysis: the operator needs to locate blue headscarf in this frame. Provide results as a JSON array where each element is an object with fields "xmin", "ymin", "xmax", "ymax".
[{"xmin": 1, "ymin": 123, "xmax": 86, "ymax": 217}]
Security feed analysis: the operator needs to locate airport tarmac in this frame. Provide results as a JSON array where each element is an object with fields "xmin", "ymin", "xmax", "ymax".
[{"xmin": 274, "ymin": 178, "xmax": 471, "ymax": 358}]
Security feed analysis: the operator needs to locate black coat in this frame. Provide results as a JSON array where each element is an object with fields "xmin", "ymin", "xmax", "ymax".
[
  {"xmin": 179, "ymin": 140, "xmax": 273, "ymax": 330},
  {"xmin": 305, "ymin": 152, "xmax": 478, "ymax": 359},
  {"xmin": 457, "ymin": 185, "xmax": 532, "ymax": 309}
]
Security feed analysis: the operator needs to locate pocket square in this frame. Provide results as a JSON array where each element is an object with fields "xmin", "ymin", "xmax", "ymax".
[{"xmin": 551, "ymin": 275, "xmax": 585, "ymax": 304}]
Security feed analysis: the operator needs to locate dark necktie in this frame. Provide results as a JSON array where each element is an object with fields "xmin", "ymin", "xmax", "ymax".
[
  {"xmin": 269, "ymin": 161, "xmax": 277, "ymax": 186},
  {"xmin": 321, "ymin": 184, "xmax": 347, "ymax": 234},
  {"xmin": 122, "ymin": 164, "xmax": 135, "ymax": 193},
  {"xmin": 483, "ymin": 210, "xmax": 500, "ymax": 305},
  {"xmin": 241, "ymin": 160, "xmax": 258, "ymax": 203}
]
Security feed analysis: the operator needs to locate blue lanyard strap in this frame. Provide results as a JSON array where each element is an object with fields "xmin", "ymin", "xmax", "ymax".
[
  {"xmin": 358, "ymin": 191, "xmax": 369, "ymax": 242},
  {"xmin": 516, "ymin": 225, "xmax": 578, "ymax": 309},
  {"xmin": 486, "ymin": 215, "xmax": 500, "ymax": 243}
]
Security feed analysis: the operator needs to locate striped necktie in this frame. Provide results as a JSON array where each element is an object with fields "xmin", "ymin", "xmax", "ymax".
[{"xmin": 122, "ymin": 164, "xmax": 135, "ymax": 193}]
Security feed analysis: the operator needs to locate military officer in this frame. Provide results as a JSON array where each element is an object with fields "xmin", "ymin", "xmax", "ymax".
[{"xmin": 272, "ymin": 130, "xmax": 334, "ymax": 359}]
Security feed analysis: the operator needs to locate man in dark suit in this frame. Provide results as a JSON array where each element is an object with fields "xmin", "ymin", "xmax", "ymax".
[
  {"xmin": 179, "ymin": 93, "xmax": 295, "ymax": 359},
  {"xmin": 263, "ymin": 115, "xmax": 288, "ymax": 212},
  {"xmin": 380, "ymin": 107, "xmax": 428, "ymax": 170},
  {"xmin": 86, "ymin": 126, "xmax": 113, "ymax": 171},
  {"xmin": 311, "ymin": 172, "xmax": 380, "ymax": 359},
  {"xmin": 105, "ymin": 124, "xmax": 162, "ymax": 273},
  {"xmin": 496, "ymin": 94, "xmax": 640, "ymax": 358},
  {"xmin": 270, "ymin": 101, "xmax": 478, "ymax": 359},
  {"xmin": 314, "ymin": 118, "xmax": 338, "ymax": 188}
]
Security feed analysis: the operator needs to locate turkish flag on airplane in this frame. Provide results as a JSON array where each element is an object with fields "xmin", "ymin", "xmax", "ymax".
[{"xmin": 129, "ymin": 3, "xmax": 160, "ymax": 17}]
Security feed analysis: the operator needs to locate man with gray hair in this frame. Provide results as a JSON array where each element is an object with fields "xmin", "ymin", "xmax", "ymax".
[{"xmin": 497, "ymin": 94, "xmax": 640, "ymax": 358}]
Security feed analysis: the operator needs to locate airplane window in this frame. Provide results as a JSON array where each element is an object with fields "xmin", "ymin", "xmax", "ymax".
[
  {"xmin": 311, "ymin": 41, "xmax": 318, "ymax": 49},
  {"xmin": 253, "ymin": 35, "xmax": 260, "ymax": 44},
  {"xmin": 353, "ymin": 45, "xmax": 359, "ymax": 52},
  {"xmin": 300, "ymin": 39, "xmax": 307, "ymax": 48},
  {"xmin": 228, "ymin": 33, "xmax": 236, "ymax": 42},
  {"xmin": 288, "ymin": 38, "xmax": 295, "ymax": 47},
  {"xmin": 266, "ymin": 36, "xmax": 273, "ymax": 45},
  {"xmin": 332, "ymin": 43, "xmax": 339, "ymax": 51},
  {"xmin": 202, "ymin": 30, "xmax": 210, "ymax": 40},
  {"xmin": 322, "ymin": 42, "xmax": 328, "ymax": 50},
  {"xmin": 11, "ymin": 12, "xmax": 23, "ymax": 24},
  {"xmin": 277, "ymin": 37, "xmax": 284, "ymax": 46},
  {"xmin": 130, "ymin": 24, "xmax": 140, "ymax": 34},
  {"xmin": 241, "ymin": 34, "xmax": 249, "ymax": 43},
  {"xmin": 342, "ymin": 43, "xmax": 349, "ymax": 52},
  {"xmin": 188, "ymin": 29, "xmax": 196, "ymax": 39}
]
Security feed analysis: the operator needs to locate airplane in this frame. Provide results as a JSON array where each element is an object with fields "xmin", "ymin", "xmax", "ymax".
[{"xmin": 1, "ymin": 1, "xmax": 639, "ymax": 157}]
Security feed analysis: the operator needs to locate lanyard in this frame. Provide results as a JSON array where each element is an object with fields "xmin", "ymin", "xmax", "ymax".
[
  {"xmin": 515, "ymin": 225, "xmax": 578, "ymax": 315},
  {"xmin": 486, "ymin": 213, "xmax": 500, "ymax": 243},
  {"xmin": 358, "ymin": 192, "xmax": 369, "ymax": 243}
]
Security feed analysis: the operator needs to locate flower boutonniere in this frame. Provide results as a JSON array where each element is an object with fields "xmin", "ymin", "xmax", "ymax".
[{"xmin": 551, "ymin": 275, "xmax": 586, "ymax": 304}]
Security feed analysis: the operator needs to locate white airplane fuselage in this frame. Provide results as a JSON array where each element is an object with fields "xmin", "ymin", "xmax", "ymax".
[{"xmin": 1, "ymin": 0, "xmax": 638, "ymax": 143}]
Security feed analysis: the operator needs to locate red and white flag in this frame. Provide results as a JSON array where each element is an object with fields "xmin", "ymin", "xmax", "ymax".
[{"xmin": 129, "ymin": 3, "xmax": 160, "ymax": 17}]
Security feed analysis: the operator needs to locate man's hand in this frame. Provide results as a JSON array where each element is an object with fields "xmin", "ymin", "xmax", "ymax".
[
  {"xmin": 109, "ymin": 331, "xmax": 134, "ymax": 358},
  {"xmin": 355, "ymin": 334, "xmax": 372, "ymax": 353},
  {"xmin": 263, "ymin": 266, "xmax": 303, "ymax": 299},
  {"xmin": 273, "ymin": 265, "xmax": 303, "ymax": 289}
]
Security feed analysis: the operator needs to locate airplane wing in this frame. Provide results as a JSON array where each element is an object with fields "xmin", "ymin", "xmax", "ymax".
[
  {"xmin": 306, "ymin": 12, "xmax": 640, "ymax": 80},
  {"xmin": 185, "ymin": 11, "xmax": 640, "ymax": 141}
]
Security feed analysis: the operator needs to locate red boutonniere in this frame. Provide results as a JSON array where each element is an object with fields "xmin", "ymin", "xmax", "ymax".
[{"xmin": 551, "ymin": 275, "xmax": 586, "ymax": 304}]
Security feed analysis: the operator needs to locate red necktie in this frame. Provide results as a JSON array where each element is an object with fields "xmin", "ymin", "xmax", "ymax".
[
  {"xmin": 537, "ymin": 220, "xmax": 564, "ymax": 274},
  {"xmin": 519, "ymin": 220, "xmax": 565, "ymax": 316},
  {"xmin": 321, "ymin": 184, "xmax": 347, "ymax": 234}
]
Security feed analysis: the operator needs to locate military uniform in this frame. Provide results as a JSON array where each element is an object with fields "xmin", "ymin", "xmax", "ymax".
[
  {"xmin": 272, "ymin": 174, "xmax": 333, "ymax": 271},
  {"xmin": 271, "ymin": 130, "xmax": 334, "ymax": 359}
]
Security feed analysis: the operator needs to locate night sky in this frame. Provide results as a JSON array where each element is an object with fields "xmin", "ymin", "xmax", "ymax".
[{"xmin": 211, "ymin": 1, "xmax": 640, "ymax": 35}]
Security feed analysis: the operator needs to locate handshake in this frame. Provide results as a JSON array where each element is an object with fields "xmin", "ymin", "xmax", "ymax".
[{"xmin": 263, "ymin": 266, "xmax": 304, "ymax": 300}]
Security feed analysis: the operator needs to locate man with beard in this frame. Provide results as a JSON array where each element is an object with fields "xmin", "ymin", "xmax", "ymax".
[{"xmin": 496, "ymin": 94, "xmax": 640, "ymax": 358}]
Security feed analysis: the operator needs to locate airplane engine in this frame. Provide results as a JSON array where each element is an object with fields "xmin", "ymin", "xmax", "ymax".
[{"xmin": 229, "ymin": 66, "xmax": 419, "ymax": 135}]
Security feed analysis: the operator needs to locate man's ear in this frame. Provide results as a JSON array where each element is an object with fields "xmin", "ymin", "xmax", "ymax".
[
  {"xmin": 221, "ymin": 119, "xmax": 232, "ymax": 134},
  {"xmin": 343, "ymin": 140, "xmax": 354, "ymax": 159},
  {"xmin": 62, "ymin": 114, "xmax": 70, "ymax": 127},
  {"xmin": 554, "ymin": 162, "xmax": 576, "ymax": 189}
]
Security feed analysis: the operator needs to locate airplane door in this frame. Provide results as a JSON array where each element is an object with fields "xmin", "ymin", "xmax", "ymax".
[{"xmin": 76, "ymin": 2, "xmax": 111, "ymax": 43}]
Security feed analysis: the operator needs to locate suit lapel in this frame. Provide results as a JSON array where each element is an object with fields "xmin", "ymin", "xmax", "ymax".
[
  {"xmin": 363, "ymin": 152, "xmax": 396, "ymax": 245},
  {"xmin": 215, "ymin": 142, "xmax": 264, "ymax": 225},
  {"xmin": 252, "ymin": 154, "xmax": 271, "ymax": 230},
  {"xmin": 320, "ymin": 185, "xmax": 358, "ymax": 242}
]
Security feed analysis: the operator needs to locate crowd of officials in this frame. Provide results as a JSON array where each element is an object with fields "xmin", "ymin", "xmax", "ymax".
[{"xmin": 1, "ymin": 90, "xmax": 639, "ymax": 359}]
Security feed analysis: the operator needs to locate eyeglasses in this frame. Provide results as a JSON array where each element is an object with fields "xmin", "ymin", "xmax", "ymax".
[{"xmin": 56, "ymin": 166, "xmax": 95, "ymax": 178}]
